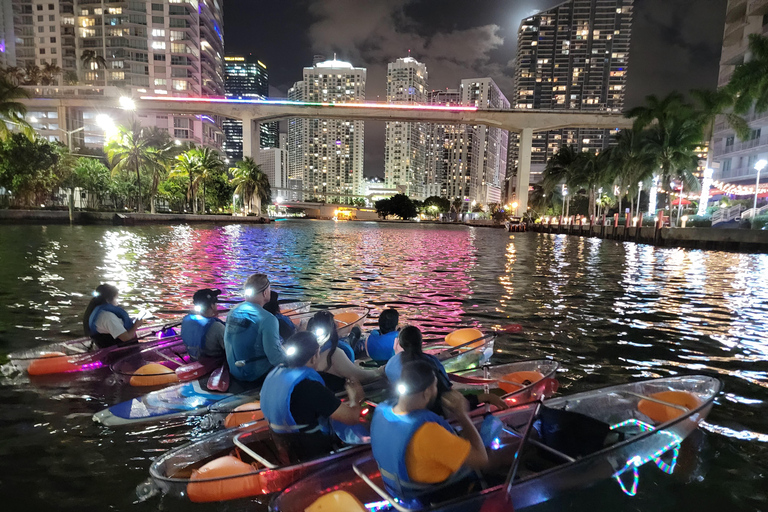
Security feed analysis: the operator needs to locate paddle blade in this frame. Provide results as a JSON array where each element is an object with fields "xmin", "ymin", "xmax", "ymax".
[
  {"xmin": 498, "ymin": 324, "xmax": 523, "ymax": 334},
  {"xmin": 207, "ymin": 364, "xmax": 230, "ymax": 392},
  {"xmin": 176, "ymin": 358, "xmax": 219, "ymax": 382}
]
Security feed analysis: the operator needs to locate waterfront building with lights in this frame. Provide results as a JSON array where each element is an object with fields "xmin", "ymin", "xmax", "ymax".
[
  {"xmin": 8, "ymin": 0, "xmax": 225, "ymax": 148},
  {"xmin": 223, "ymin": 55, "xmax": 278, "ymax": 161},
  {"xmin": 384, "ymin": 56, "xmax": 428, "ymax": 198},
  {"xmin": 286, "ymin": 58, "xmax": 366, "ymax": 200},
  {"xmin": 511, "ymin": 0, "xmax": 633, "ymax": 184}
]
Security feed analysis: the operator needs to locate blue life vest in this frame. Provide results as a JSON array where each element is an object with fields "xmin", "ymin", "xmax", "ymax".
[
  {"xmin": 370, "ymin": 401, "xmax": 456, "ymax": 498},
  {"xmin": 320, "ymin": 340, "xmax": 355, "ymax": 362},
  {"xmin": 366, "ymin": 330, "xmax": 398, "ymax": 362},
  {"xmin": 88, "ymin": 304, "xmax": 133, "ymax": 337},
  {"xmin": 181, "ymin": 314, "xmax": 224, "ymax": 360},
  {"xmin": 261, "ymin": 365, "xmax": 328, "ymax": 434},
  {"xmin": 224, "ymin": 302, "xmax": 278, "ymax": 382},
  {"xmin": 275, "ymin": 313, "xmax": 296, "ymax": 340}
]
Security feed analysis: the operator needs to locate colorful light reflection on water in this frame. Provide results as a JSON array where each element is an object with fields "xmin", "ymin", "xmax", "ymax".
[{"xmin": 0, "ymin": 222, "xmax": 767, "ymax": 512}]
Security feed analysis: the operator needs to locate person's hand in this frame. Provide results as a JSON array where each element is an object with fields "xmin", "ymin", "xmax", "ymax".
[
  {"xmin": 442, "ymin": 390, "xmax": 470, "ymax": 420},
  {"xmin": 134, "ymin": 318, "xmax": 146, "ymax": 329},
  {"xmin": 345, "ymin": 378, "xmax": 365, "ymax": 405},
  {"xmin": 478, "ymin": 392, "xmax": 509, "ymax": 410}
]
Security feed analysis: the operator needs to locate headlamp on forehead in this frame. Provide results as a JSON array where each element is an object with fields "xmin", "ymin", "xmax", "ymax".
[{"xmin": 314, "ymin": 327, "xmax": 329, "ymax": 345}]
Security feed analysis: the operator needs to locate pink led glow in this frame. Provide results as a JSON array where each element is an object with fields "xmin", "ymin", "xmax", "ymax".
[{"xmin": 138, "ymin": 96, "xmax": 479, "ymax": 112}]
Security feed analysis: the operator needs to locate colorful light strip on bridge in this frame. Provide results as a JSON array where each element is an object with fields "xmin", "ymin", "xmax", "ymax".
[{"xmin": 138, "ymin": 96, "xmax": 479, "ymax": 112}]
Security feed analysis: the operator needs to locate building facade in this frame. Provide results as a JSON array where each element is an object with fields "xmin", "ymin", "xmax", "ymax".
[
  {"xmin": 512, "ymin": 0, "xmax": 633, "ymax": 182},
  {"xmin": 10, "ymin": 0, "xmax": 225, "ymax": 148},
  {"xmin": 286, "ymin": 58, "xmax": 366, "ymax": 201},
  {"xmin": 383, "ymin": 57, "xmax": 428, "ymax": 198},
  {"xmin": 424, "ymin": 89, "xmax": 461, "ymax": 198},
  {"xmin": 0, "ymin": 0, "xmax": 15, "ymax": 67},
  {"xmin": 711, "ymin": 0, "xmax": 768, "ymax": 186},
  {"xmin": 256, "ymin": 146, "xmax": 287, "ymax": 195},
  {"xmin": 222, "ymin": 55, "xmax": 278, "ymax": 161}
]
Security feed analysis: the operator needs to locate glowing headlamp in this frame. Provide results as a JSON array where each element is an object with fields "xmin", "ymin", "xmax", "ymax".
[
  {"xmin": 92, "ymin": 291, "xmax": 100, "ymax": 297},
  {"xmin": 314, "ymin": 328, "xmax": 329, "ymax": 344},
  {"xmin": 193, "ymin": 304, "xmax": 203, "ymax": 313},
  {"xmin": 244, "ymin": 288, "xmax": 254, "ymax": 297},
  {"xmin": 285, "ymin": 346, "xmax": 297, "ymax": 356},
  {"xmin": 397, "ymin": 383, "xmax": 408, "ymax": 396}
]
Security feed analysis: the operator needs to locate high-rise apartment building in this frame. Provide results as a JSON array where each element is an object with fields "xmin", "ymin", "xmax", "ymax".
[
  {"xmin": 287, "ymin": 58, "xmax": 366, "ymax": 201},
  {"xmin": 10, "ymin": 0, "xmax": 225, "ymax": 148},
  {"xmin": 711, "ymin": 0, "xmax": 768, "ymax": 186},
  {"xmin": 222, "ymin": 55, "xmax": 278, "ymax": 161},
  {"xmin": 383, "ymin": 57, "xmax": 428, "ymax": 198},
  {"xmin": 256, "ymin": 147, "xmax": 287, "ymax": 194},
  {"xmin": 0, "ymin": 0, "xmax": 15, "ymax": 67},
  {"xmin": 512, "ymin": 0, "xmax": 633, "ymax": 181},
  {"xmin": 462, "ymin": 78, "xmax": 509, "ymax": 205},
  {"xmin": 424, "ymin": 88, "xmax": 461, "ymax": 198}
]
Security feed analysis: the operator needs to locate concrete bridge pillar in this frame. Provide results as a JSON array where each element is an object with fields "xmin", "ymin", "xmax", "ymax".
[
  {"xmin": 242, "ymin": 118, "xmax": 260, "ymax": 159},
  {"xmin": 515, "ymin": 127, "xmax": 533, "ymax": 217}
]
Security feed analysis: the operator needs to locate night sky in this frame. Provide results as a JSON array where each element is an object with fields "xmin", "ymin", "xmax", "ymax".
[{"xmin": 223, "ymin": 0, "xmax": 727, "ymax": 177}]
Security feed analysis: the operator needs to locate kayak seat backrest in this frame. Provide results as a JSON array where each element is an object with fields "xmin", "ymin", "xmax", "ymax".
[
  {"xmin": 637, "ymin": 391, "xmax": 701, "ymax": 424},
  {"xmin": 499, "ymin": 370, "xmax": 545, "ymax": 393},
  {"xmin": 305, "ymin": 491, "xmax": 368, "ymax": 512},
  {"xmin": 534, "ymin": 405, "xmax": 614, "ymax": 459},
  {"xmin": 445, "ymin": 328, "xmax": 484, "ymax": 349},
  {"xmin": 186, "ymin": 455, "xmax": 261, "ymax": 502},
  {"xmin": 335, "ymin": 312, "xmax": 361, "ymax": 327}
]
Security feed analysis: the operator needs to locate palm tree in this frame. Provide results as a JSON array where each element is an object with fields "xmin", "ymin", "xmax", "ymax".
[
  {"xmin": 451, "ymin": 197, "xmax": 464, "ymax": 222},
  {"xmin": 170, "ymin": 150, "xmax": 203, "ymax": 213},
  {"xmin": 607, "ymin": 129, "xmax": 656, "ymax": 217},
  {"xmin": 141, "ymin": 126, "xmax": 176, "ymax": 214},
  {"xmin": 22, "ymin": 63, "xmax": 41, "ymax": 85},
  {"xmin": 230, "ymin": 157, "xmax": 270, "ymax": 215},
  {"xmin": 541, "ymin": 145, "xmax": 581, "ymax": 217},
  {"xmin": 569, "ymin": 149, "xmax": 614, "ymax": 220},
  {"xmin": 725, "ymin": 34, "xmax": 768, "ymax": 114},
  {"xmin": 195, "ymin": 147, "xmax": 224, "ymax": 213},
  {"xmin": 81, "ymin": 50, "xmax": 107, "ymax": 86},
  {"xmin": 2, "ymin": 66, "xmax": 25, "ymax": 86},
  {"xmin": 40, "ymin": 62, "xmax": 62, "ymax": 86},
  {"xmin": 105, "ymin": 120, "xmax": 163, "ymax": 213},
  {"xmin": 690, "ymin": 88, "xmax": 749, "ymax": 143},
  {"xmin": 0, "ymin": 77, "xmax": 33, "ymax": 141}
]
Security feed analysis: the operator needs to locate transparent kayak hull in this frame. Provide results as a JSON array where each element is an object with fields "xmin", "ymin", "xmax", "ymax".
[
  {"xmin": 270, "ymin": 375, "xmax": 721, "ymax": 512},
  {"xmin": 143, "ymin": 358, "xmax": 558, "ymax": 502}
]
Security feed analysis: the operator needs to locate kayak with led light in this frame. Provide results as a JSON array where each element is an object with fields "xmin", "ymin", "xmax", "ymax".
[{"xmin": 270, "ymin": 375, "xmax": 721, "ymax": 512}]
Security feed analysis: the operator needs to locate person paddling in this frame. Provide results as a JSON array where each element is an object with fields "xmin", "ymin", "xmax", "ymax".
[
  {"xmin": 307, "ymin": 310, "xmax": 384, "ymax": 392},
  {"xmin": 370, "ymin": 360, "xmax": 489, "ymax": 503},
  {"xmin": 83, "ymin": 284, "xmax": 145, "ymax": 348},
  {"xmin": 223, "ymin": 273, "xmax": 283, "ymax": 385},
  {"xmin": 385, "ymin": 326, "xmax": 507, "ymax": 414},
  {"xmin": 180, "ymin": 288, "xmax": 225, "ymax": 362},
  {"xmin": 365, "ymin": 308, "xmax": 400, "ymax": 363},
  {"xmin": 260, "ymin": 331, "xmax": 365, "ymax": 462}
]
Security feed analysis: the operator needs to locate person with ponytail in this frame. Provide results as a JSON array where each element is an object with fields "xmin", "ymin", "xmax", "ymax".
[
  {"xmin": 82, "ymin": 284, "xmax": 145, "ymax": 348},
  {"xmin": 260, "ymin": 331, "xmax": 365, "ymax": 462},
  {"xmin": 385, "ymin": 326, "xmax": 507, "ymax": 415},
  {"xmin": 306, "ymin": 310, "xmax": 383, "ymax": 392}
]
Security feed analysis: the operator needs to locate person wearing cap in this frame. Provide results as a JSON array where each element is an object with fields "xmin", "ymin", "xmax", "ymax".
[
  {"xmin": 260, "ymin": 331, "xmax": 365, "ymax": 462},
  {"xmin": 83, "ymin": 283, "xmax": 145, "ymax": 348},
  {"xmin": 370, "ymin": 360, "xmax": 489, "ymax": 502},
  {"xmin": 180, "ymin": 288, "xmax": 226, "ymax": 362},
  {"xmin": 224, "ymin": 273, "xmax": 283, "ymax": 384}
]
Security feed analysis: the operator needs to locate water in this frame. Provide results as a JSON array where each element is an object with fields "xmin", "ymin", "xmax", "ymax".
[{"xmin": 0, "ymin": 221, "xmax": 767, "ymax": 512}]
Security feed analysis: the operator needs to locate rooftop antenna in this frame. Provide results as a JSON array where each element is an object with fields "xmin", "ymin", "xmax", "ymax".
[{"xmin": 333, "ymin": 52, "xmax": 337, "ymax": 60}]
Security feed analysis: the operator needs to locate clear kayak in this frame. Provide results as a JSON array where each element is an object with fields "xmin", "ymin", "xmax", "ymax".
[
  {"xmin": 7, "ymin": 321, "xmax": 182, "ymax": 376},
  {"xmin": 270, "ymin": 375, "xmax": 721, "ymax": 512},
  {"xmin": 110, "ymin": 302, "xmax": 312, "ymax": 388},
  {"xmin": 142, "ymin": 359, "xmax": 557, "ymax": 503},
  {"xmin": 93, "ymin": 306, "xmax": 370, "ymax": 427}
]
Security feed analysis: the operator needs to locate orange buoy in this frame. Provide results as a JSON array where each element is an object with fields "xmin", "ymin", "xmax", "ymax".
[
  {"xmin": 187, "ymin": 455, "xmax": 261, "ymax": 503},
  {"xmin": 498, "ymin": 371, "xmax": 545, "ymax": 394},
  {"xmin": 306, "ymin": 491, "xmax": 368, "ymax": 512},
  {"xmin": 129, "ymin": 363, "xmax": 179, "ymax": 387},
  {"xmin": 445, "ymin": 328, "xmax": 484, "ymax": 349},
  {"xmin": 223, "ymin": 401, "xmax": 264, "ymax": 428},
  {"xmin": 27, "ymin": 352, "xmax": 82, "ymax": 376},
  {"xmin": 638, "ymin": 391, "xmax": 701, "ymax": 423},
  {"xmin": 334, "ymin": 312, "xmax": 361, "ymax": 328}
]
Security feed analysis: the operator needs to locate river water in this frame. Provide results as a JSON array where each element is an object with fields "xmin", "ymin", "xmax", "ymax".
[{"xmin": 0, "ymin": 221, "xmax": 766, "ymax": 512}]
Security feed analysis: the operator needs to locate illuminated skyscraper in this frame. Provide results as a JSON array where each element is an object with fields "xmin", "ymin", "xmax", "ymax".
[{"xmin": 223, "ymin": 55, "xmax": 278, "ymax": 161}]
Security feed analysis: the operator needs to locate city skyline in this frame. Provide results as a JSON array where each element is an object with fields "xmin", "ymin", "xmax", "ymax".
[{"xmin": 223, "ymin": 0, "xmax": 728, "ymax": 176}]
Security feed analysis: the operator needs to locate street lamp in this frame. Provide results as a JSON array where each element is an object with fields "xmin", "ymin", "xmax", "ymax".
[
  {"xmin": 753, "ymin": 159, "xmax": 767, "ymax": 214},
  {"xmin": 561, "ymin": 184, "xmax": 568, "ymax": 219}
]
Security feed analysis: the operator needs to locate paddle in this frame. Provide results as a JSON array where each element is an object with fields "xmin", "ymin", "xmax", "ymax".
[
  {"xmin": 207, "ymin": 363, "xmax": 230, "ymax": 391},
  {"xmin": 175, "ymin": 357, "xmax": 221, "ymax": 381}
]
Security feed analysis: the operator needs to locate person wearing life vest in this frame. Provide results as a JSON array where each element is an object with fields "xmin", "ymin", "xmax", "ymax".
[
  {"xmin": 82, "ymin": 283, "xmax": 145, "ymax": 348},
  {"xmin": 180, "ymin": 288, "xmax": 225, "ymax": 361},
  {"xmin": 385, "ymin": 326, "xmax": 507, "ymax": 415},
  {"xmin": 223, "ymin": 273, "xmax": 283, "ymax": 384},
  {"xmin": 307, "ymin": 310, "xmax": 384, "ymax": 392},
  {"xmin": 365, "ymin": 308, "xmax": 399, "ymax": 363},
  {"xmin": 262, "ymin": 290, "xmax": 297, "ymax": 340},
  {"xmin": 370, "ymin": 360, "xmax": 489, "ymax": 502},
  {"xmin": 261, "ymin": 331, "xmax": 366, "ymax": 462}
]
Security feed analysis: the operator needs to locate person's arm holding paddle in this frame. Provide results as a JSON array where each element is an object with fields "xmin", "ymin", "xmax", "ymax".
[{"xmin": 441, "ymin": 390, "xmax": 488, "ymax": 469}]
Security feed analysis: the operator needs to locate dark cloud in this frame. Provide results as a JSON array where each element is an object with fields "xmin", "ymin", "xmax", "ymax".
[{"xmin": 224, "ymin": 0, "xmax": 727, "ymax": 176}]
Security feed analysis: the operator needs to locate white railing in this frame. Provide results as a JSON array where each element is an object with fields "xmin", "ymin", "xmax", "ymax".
[
  {"xmin": 713, "ymin": 204, "xmax": 745, "ymax": 225},
  {"xmin": 20, "ymin": 85, "xmax": 124, "ymax": 98},
  {"xmin": 741, "ymin": 204, "xmax": 768, "ymax": 219}
]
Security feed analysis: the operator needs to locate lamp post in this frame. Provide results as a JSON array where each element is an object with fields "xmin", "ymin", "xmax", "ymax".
[
  {"xmin": 561, "ymin": 184, "xmax": 568, "ymax": 221},
  {"xmin": 753, "ymin": 159, "xmax": 767, "ymax": 215}
]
